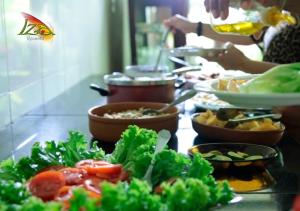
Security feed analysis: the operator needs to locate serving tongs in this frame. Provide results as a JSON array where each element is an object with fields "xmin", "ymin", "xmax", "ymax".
[
  {"xmin": 216, "ymin": 107, "xmax": 272, "ymax": 121},
  {"xmin": 225, "ymin": 113, "xmax": 282, "ymax": 128},
  {"xmin": 216, "ymin": 107, "xmax": 281, "ymax": 128}
]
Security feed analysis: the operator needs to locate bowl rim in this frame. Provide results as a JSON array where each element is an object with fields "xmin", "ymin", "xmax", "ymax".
[
  {"xmin": 188, "ymin": 142, "xmax": 278, "ymax": 163},
  {"xmin": 88, "ymin": 102, "xmax": 180, "ymax": 123},
  {"xmin": 191, "ymin": 112, "xmax": 285, "ymax": 133}
]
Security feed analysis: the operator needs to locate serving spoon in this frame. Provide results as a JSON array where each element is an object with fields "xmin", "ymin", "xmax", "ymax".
[
  {"xmin": 142, "ymin": 89, "xmax": 198, "ymax": 115},
  {"xmin": 143, "ymin": 129, "xmax": 171, "ymax": 186},
  {"xmin": 153, "ymin": 28, "xmax": 171, "ymax": 72}
]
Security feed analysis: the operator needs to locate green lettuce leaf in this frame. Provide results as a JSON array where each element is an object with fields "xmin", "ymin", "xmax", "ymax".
[
  {"xmin": 0, "ymin": 180, "xmax": 29, "ymax": 204},
  {"xmin": 100, "ymin": 179, "xmax": 163, "ymax": 211},
  {"xmin": 68, "ymin": 188, "xmax": 99, "ymax": 211},
  {"xmin": 186, "ymin": 153, "xmax": 213, "ymax": 180},
  {"xmin": 161, "ymin": 178, "xmax": 210, "ymax": 211},
  {"xmin": 109, "ymin": 125, "xmax": 157, "ymax": 178},
  {"xmin": 16, "ymin": 131, "xmax": 105, "ymax": 179},
  {"xmin": 151, "ymin": 149, "xmax": 191, "ymax": 187},
  {"xmin": 240, "ymin": 63, "xmax": 300, "ymax": 93}
]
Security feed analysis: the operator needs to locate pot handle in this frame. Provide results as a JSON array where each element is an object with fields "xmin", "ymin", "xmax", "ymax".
[{"xmin": 90, "ymin": 84, "xmax": 110, "ymax": 96}]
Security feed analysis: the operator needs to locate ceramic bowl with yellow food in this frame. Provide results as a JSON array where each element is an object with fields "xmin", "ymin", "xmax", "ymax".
[{"xmin": 191, "ymin": 110, "xmax": 285, "ymax": 146}]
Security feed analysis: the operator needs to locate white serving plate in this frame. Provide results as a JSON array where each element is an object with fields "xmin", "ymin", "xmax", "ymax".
[
  {"xmin": 168, "ymin": 44, "xmax": 228, "ymax": 58},
  {"xmin": 194, "ymin": 75, "xmax": 300, "ymax": 108}
]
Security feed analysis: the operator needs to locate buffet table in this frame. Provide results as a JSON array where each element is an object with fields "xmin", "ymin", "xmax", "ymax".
[{"xmin": 1, "ymin": 76, "xmax": 300, "ymax": 210}]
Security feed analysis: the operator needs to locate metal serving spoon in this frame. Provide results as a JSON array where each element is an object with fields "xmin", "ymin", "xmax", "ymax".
[
  {"xmin": 153, "ymin": 28, "xmax": 171, "ymax": 72},
  {"xmin": 143, "ymin": 130, "xmax": 171, "ymax": 186},
  {"xmin": 142, "ymin": 89, "xmax": 198, "ymax": 115}
]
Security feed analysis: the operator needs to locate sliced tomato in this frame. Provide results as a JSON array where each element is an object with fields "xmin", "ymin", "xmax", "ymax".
[
  {"xmin": 83, "ymin": 176, "xmax": 103, "ymax": 194},
  {"xmin": 38, "ymin": 165, "xmax": 66, "ymax": 173},
  {"xmin": 59, "ymin": 168, "xmax": 87, "ymax": 185},
  {"xmin": 54, "ymin": 185, "xmax": 73, "ymax": 202},
  {"xmin": 28, "ymin": 171, "xmax": 66, "ymax": 201},
  {"xmin": 75, "ymin": 160, "xmax": 122, "ymax": 176},
  {"xmin": 102, "ymin": 169, "xmax": 129, "ymax": 183},
  {"xmin": 76, "ymin": 160, "xmax": 110, "ymax": 168}
]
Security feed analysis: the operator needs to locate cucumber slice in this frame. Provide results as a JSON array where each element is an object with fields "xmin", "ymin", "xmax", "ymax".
[
  {"xmin": 213, "ymin": 155, "xmax": 233, "ymax": 161},
  {"xmin": 245, "ymin": 155, "xmax": 264, "ymax": 160},
  {"xmin": 227, "ymin": 151, "xmax": 244, "ymax": 160}
]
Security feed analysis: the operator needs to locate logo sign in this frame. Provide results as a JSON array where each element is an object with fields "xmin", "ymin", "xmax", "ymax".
[{"xmin": 18, "ymin": 12, "xmax": 55, "ymax": 41}]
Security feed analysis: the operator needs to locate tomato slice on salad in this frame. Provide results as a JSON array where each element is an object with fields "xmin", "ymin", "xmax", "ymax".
[
  {"xmin": 83, "ymin": 176, "xmax": 103, "ymax": 194},
  {"xmin": 39, "ymin": 165, "xmax": 66, "ymax": 172},
  {"xmin": 28, "ymin": 171, "xmax": 66, "ymax": 201},
  {"xmin": 55, "ymin": 185, "xmax": 73, "ymax": 202},
  {"xmin": 75, "ymin": 160, "xmax": 122, "ymax": 176},
  {"xmin": 59, "ymin": 167, "xmax": 87, "ymax": 185}
]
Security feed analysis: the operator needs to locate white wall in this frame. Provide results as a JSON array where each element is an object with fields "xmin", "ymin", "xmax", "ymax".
[{"xmin": 0, "ymin": 0, "xmax": 109, "ymax": 128}]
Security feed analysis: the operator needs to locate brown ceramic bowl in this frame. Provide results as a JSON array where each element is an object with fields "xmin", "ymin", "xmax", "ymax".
[
  {"xmin": 88, "ymin": 102, "xmax": 179, "ymax": 142},
  {"xmin": 191, "ymin": 113, "xmax": 285, "ymax": 146}
]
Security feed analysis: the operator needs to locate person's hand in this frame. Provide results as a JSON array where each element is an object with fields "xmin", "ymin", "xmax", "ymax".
[
  {"xmin": 204, "ymin": 0, "xmax": 230, "ymax": 19},
  {"xmin": 204, "ymin": 0, "xmax": 283, "ymax": 19},
  {"xmin": 203, "ymin": 43, "xmax": 249, "ymax": 70},
  {"xmin": 163, "ymin": 14, "xmax": 198, "ymax": 34}
]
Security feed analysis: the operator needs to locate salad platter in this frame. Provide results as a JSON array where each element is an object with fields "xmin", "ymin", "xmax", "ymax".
[
  {"xmin": 194, "ymin": 75, "xmax": 300, "ymax": 108},
  {"xmin": 0, "ymin": 125, "xmax": 234, "ymax": 211}
]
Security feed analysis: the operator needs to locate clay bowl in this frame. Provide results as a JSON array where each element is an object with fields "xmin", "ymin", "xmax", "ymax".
[
  {"xmin": 88, "ymin": 102, "xmax": 179, "ymax": 142},
  {"xmin": 191, "ymin": 113, "xmax": 285, "ymax": 146}
]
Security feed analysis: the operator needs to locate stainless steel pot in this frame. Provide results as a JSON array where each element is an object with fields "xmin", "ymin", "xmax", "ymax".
[{"xmin": 90, "ymin": 66, "xmax": 201, "ymax": 103}]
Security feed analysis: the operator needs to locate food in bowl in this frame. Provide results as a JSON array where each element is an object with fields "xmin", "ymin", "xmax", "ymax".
[
  {"xmin": 217, "ymin": 78, "xmax": 248, "ymax": 92},
  {"xmin": 188, "ymin": 143, "xmax": 278, "ymax": 168},
  {"xmin": 191, "ymin": 110, "xmax": 285, "ymax": 145},
  {"xmin": 102, "ymin": 108, "xmax": 168, "ymax": 119},
  {"xmin": 194, "ymin": 110, "xmax": 282, "ymax": 131},
  {"xmin": 188, "ymin": 143, "xmax": 278, "ymax": 192},
  {"xmin": 191, "ymin": 148, "xmax": 263, "ymax": 161},
  {"xmin": 88, "ymin": 102, "xmax": 179, "ymax": 142}
]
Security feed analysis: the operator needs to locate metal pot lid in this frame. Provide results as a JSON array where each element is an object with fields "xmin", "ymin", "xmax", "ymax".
[
  {"xmin": 104, "ymin": 72, "xmax": 177, "ymax": 86},
  {"xmin": 125, "ymin": 65, "xmax": 170, "ymax": 78}
]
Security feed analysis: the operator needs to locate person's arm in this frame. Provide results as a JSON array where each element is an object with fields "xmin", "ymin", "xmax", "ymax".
[
  {"xmin": 203, "ymin": 43, "xmax": 277, "ymax": 73},
  {"xmin": 240, "ymin": 59, "xmax": 277, "ymax": 73}
]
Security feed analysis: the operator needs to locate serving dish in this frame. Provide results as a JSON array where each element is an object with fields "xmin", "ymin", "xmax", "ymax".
[
  {"xmin": 188, "ymin": 143, "xmax": 278, "ymax": 170},
  {"xmin": 191, "ymin": 112, "xmax": 285, "ymax": 146},
  {"xmin": 192, "ymin": 93, "xmax": 231, "ymax": 111},
  {"xmin": 194, "ymin": 75, "xmax": 300, "ymax": 107},
  {"xmin": 88, "ymin": 102, "xmax": 179, "ymax": 142},
  {"xmin": 168, "ymin": 43, "xmax": 228, "ymax": 58},
  {"xmin": 0, "ymin": 126, "xmax": 235, "ymax": 210}
]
